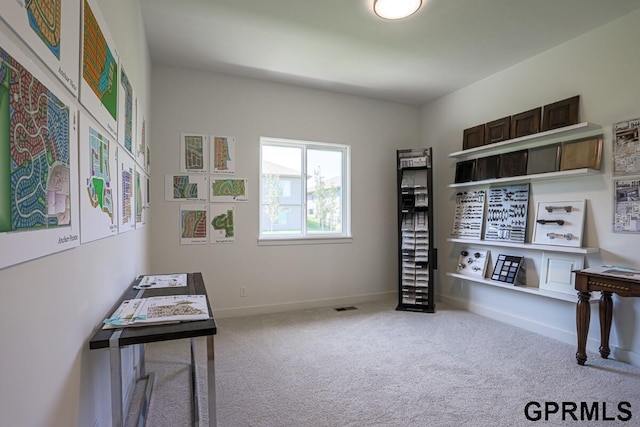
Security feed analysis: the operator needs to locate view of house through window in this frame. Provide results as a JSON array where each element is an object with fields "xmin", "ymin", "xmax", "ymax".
[{"xmin": 260, "ymin": 137, "xmax": 350, "ymax": 239}]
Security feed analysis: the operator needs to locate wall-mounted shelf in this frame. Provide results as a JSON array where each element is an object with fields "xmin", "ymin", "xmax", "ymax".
[
  {"xmin": 449, "ymin": 122, "xmax": 602, "ymax": 160},
  {"xmin": 446, "ymin": 272, "xmax": 596, "ymax": 303},
  {"xmin": 448, "ymin": 168, "xmax": 600, "ymax": 188},
  {"xmin": 446, "ymin": 238, "xmax": 599, "ymax": 255}
]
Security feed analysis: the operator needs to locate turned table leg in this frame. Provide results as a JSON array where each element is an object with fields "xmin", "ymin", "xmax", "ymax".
[
  {"xmin": 576, "ymin": 291, "xmax": 591, "ymax": 365},
  {"xmin": 599, "ymin": 291, "xmax": 613, "ymax": 359}
]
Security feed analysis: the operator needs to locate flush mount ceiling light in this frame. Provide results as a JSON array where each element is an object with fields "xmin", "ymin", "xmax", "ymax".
[{"xmin": 374, "ymin": 0, "xmax": 422, "ymax": 20}]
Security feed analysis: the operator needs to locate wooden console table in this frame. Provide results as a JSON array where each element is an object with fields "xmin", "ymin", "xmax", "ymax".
[
  {"xmin": 89, "ymin": 272, "xmax": 217, "ymax": 426},
  {"xmin": 574, "ymin": 267, "xmax": 640, "ymax": 365}
]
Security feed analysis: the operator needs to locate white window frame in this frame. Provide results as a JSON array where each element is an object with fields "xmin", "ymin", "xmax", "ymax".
[{"xmin": 259, "ymin": 137, "xmax": 352, "ymax": 245}]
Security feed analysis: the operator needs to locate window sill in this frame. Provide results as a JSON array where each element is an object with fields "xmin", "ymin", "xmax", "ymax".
[{"xmin": 258, "ymin": 236, "xmax": 353, "ymax": 246}]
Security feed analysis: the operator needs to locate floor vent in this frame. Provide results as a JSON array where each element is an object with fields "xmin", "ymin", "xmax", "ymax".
[{"xmin": 334, "ymin": 306, "xmax": 358, "ymax": 312}]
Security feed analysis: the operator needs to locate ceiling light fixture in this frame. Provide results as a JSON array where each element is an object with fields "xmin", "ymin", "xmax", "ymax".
[{"xmin": 374, "ymin": 0, "xmax": 422, "ymax": 20}]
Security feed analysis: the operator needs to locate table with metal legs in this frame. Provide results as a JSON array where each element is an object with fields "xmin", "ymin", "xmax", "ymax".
[{"xmin": 90, "ymin": 272, "xmax": 217, "ymax": 426}]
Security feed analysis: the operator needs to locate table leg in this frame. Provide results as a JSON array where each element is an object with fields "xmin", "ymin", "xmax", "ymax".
[
  {"xmin": 207, "ymin": 335, "xmax": 216, "ymax": 427},
  {"xmin": 599, "ymin": 291, "xmax": 613, "ymax": 359},
  {"xmin": 576, "ymin": 291, "xmax": 591, "ymax": 365},
  {"xmin": 109, "ymin": 331, "xmax": 124, "ymax": 427}
]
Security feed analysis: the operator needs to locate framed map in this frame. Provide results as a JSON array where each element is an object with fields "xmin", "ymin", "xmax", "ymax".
[
  {"xmin": 180, "ymin": 132, "xmax": 208, "ymax": 174},
  {"xmin": 134, "ymin": 166, "xmax": 148, "ymax": 228},
  {"xmin": 0, "ymin": 0, "xmax": 81, "ymax": 96},
  {"xmin": 117, "ymin": 63, "xmax": 135, "ymax": 155},
  {"xmin": 136, "ymin": 99, "xmax": 147, "ymax": 170},
  {"xmin": 210, "ymin": 204, "xmax": 235, "ymax": 243},
  {"xmin": 210, "ymin": 135, "xmax": 235, "ymax": 175},
  {"xmin": 78, "ymin": 112, "xmax": 118, "ymax": 244},
  {"xmin": 0, "ymin": 30, "xmax": 79, "ymax": 269},
  {"xmin": 210, "ymin": 178, "xmax": 248, "ymax": 202},
  {"xmin": 164, "ymin": 174, "xmax": 208, "ymax": 202},
  {"xmin": 80, "ymin": 0, "xmax": 118, "ymax": 138},
  {"xmin": 118, "ymin": 149, "xmax": 136, "ymax": 234},
  {"xmin": 180, "ymin": 204, "xmax": 208, "ymax": 245}
]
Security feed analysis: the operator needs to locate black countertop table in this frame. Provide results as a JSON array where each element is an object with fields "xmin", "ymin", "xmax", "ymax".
[{"xmin": 89, "ymin": 272, "xmax": 217, "ymax": 427}]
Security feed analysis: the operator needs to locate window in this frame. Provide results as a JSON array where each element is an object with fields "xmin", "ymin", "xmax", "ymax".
[{"xmin": 260, "ymin": 137, "xmax": 351, "ymax": 243}]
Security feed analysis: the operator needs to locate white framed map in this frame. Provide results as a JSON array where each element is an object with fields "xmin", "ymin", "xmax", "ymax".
[
  {"xmin": 180, "ymin": 132, "xmax": 208, "ymax": 174},
  {"xmin": 165, "ymin": 174, "xmax": 208, "ymax": 202},
  {"xmin": 180, "ymin": 204, "xmax": 208, "ymax": 245},
  {"xmin": 0, "ymin": 29, "xmax": 80, "ymax": 269},
  {"xmin": 210, "ymin": 204, "xmax": 235, "ymax": 243},
  {"xmin": 136, "ymin": 99, "xmax": 147, "ymax": 170},
  {"xmin": 210, "ymin": 178, "xmax": 248, "ymax": 202},
  {"xmin": 78, "ymin": 112, "xmax": 118, "ymax": 244},
  {"xmin": 0, "ymin": 0, "xmax": 81, "ymax": 96},
  {"xmin": 210, "ymin": 136, "xmax": 235, "ymax": 175},
  {"xmin": 118, "ymin": 149, "xmax": 136, "ymax": 234},
  {"xmin": 117, "ymin": 63, "xmax": 136, "ymax": 156},
  {"xmin": 80, "ymin": 0, "xmax": 118, "ymax": 138},
  {"xmin": 134, "ymin": 167, "xmax": 148, "ymax": 228}
]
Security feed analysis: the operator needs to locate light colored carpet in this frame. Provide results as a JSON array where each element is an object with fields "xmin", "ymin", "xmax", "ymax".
[{"xmin": 126, "ymin": 298, "xmax": 640, "ymax": 427}]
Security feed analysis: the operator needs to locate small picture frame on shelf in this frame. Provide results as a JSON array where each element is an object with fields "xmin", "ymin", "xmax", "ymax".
[
  {"xmin": 456, "ymin": 248, "xmax": 490, "ymax": 279},
  {"xmin": 532, "ymin": 200, "xmax": 586, "ymax": 247}
]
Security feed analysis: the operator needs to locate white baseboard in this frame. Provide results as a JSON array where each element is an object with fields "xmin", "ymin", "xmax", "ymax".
[
  {"xmin": 213, "ymin": 291, "xmax": 395, "ymax": 318},
  {"xmin": 439, "ymin": 293, "xmax": 640, "ymax": 367}
]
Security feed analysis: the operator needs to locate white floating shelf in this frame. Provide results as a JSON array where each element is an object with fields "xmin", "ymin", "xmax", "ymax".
[
  {"xmin": 449, "ymin": 122, "xmax": 602, "ymax": 159},
  {"xmin": 446, "ymin": 238, "xmax": 599, "ymax": 254},
  {"xmin": 446, "ymin": 272, "xmax": 595, "ymax": 303},
  {"xmin": 448, "ymin": 168, "xmax": 600, "ymax": 188}
]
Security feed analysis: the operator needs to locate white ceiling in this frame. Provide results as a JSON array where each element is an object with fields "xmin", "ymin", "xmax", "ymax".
[{"xmin": 138, "ymin": 0, "xmax": 640, "ymax": 106}]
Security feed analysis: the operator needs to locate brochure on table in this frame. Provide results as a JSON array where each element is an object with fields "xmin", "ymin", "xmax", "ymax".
[{"xmin": 103, "ymin": 295, "xmax": 209, "ymax": 329}]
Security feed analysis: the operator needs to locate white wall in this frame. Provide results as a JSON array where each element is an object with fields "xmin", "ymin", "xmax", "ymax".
[
  {"xmin": 0, "ymin": 2, "xmax": 151, "ymax": 427},
  {"xmin": 149, "ymin": 66, "xmax": 420, "ymax": 316},
  {"xmin": 422, "ymin": 9, "xmax": 640, "ymax": 365}
]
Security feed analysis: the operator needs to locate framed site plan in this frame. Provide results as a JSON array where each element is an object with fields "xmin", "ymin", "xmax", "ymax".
[
  {"xmin": 210, "ymin": 204, "xmax": 235, "ymax": 244},
  {"xmin": 180, "ymin": 204, "xmax": 208, "ymax": 245},
  {"xmin": 81, "ymin": 0, "xmax": 118, "ymax": 138},
  {"xmin": 210, "ymin": 178, "xmax": 248, "ymax": 202},
  {"xmin": 165, "ymin": 175, "xmax": 209, "ymax": 202},
  {"xmin": 0, "ymin": 0, "xmax": 81, "ymax": 96},
  {"xmin": 180, "ymin": 133, "xmax": 209, "ymax": 174},
  {"xmin": 118, "ymin": 149, "xmax": 136, "ymax": 234},
  {"xmin": 0, "ymin": 30, "xmax": 79, "ymax": 269},
  {"xmin": 210, "ymin": 136, "xmax": 235, "ymax": 175},
  {"xmin": 78, "ymin": 112, "xmax": 118, "ymax": 244}
]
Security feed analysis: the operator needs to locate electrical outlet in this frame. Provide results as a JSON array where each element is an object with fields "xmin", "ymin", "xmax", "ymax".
[{"xmin": 240, "ymin": 286, "xmax": 247, "ymax": 297}]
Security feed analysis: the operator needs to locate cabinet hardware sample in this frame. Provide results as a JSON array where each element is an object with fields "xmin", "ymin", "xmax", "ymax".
[
  {"xmin": 546, "ymin": 232, "xmax": 573, "ymax": 240},
  {"xmin": 536, "ymin": 219, "xmax": 565, "ymax": 225},
  {"xmin": 545, "ymin": 205, "xmax": 572, "ymax": 213}
]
